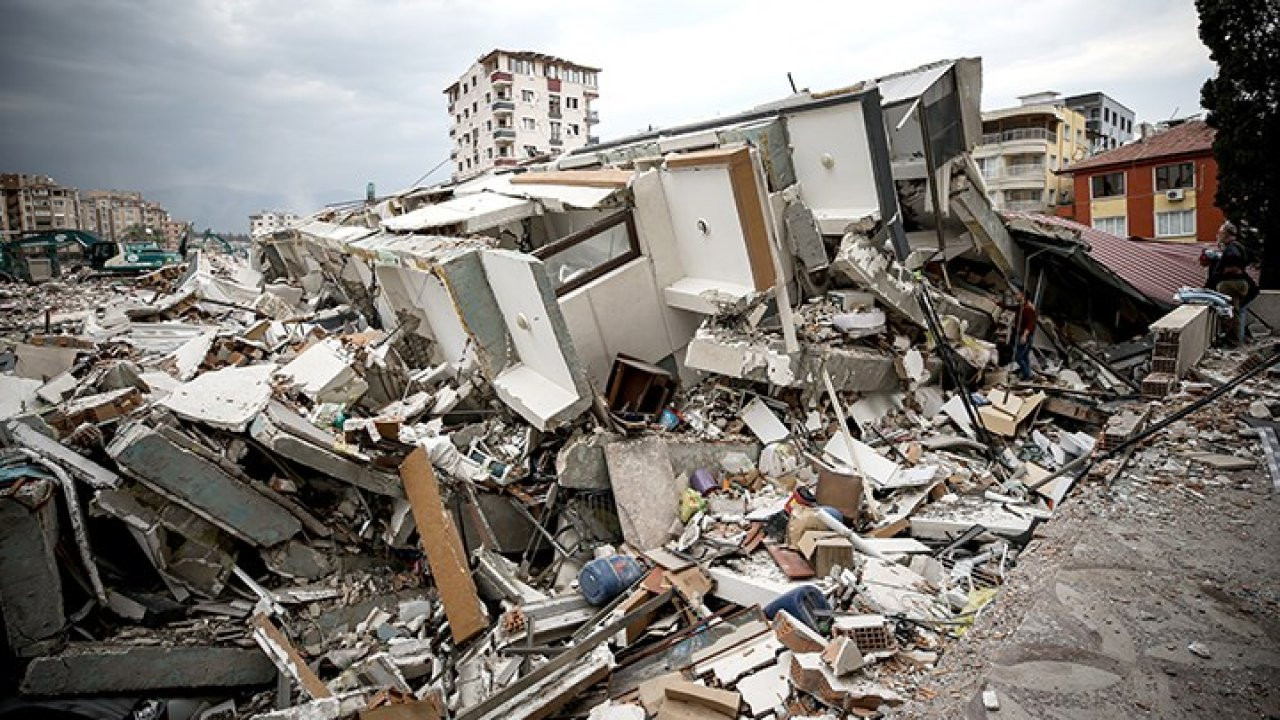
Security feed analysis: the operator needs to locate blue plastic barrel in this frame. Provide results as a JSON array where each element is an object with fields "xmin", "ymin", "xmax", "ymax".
[
  {"xmin": 578, "ymin": 555, "xmax": 646, "ymax": 606},
  {"xmin": 762, "ymin": 585, "xmax": 830, "ymax": 631}
]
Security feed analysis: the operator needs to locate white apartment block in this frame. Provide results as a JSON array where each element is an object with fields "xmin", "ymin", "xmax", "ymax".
[
  {"xmin": 249, "ymin": 210, "xmax": 299, "ymax": 237},
  {"xmin": 445, "ymin": 50, "xmax": 600, "ymax": 182}
]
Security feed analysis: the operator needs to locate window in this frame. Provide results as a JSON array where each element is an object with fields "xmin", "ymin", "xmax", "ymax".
[
  {"xmin": 545, "ymin": 64, "xmax": 560, "ymax": 79},
  {"xmin": 524, "ymin": 145, "xmax": 540, "ymax": 158},
  {"xmin": 487, "ymin": 148, "xmax": 493, "ymax": 159},
  {"xmin": 568, "ymin": 123, "xmax": 580, "ymax": 136},
  {"xmin": 1156, "ymin": 210, "xmax": 1195, "ymax": 237},
  {"xmin": 1091, "ymin": 108, "xmax": 1099, "ymax": 119},
  {"xmin": 1091, "ymin": 172, "xmax": 1125, "ymax": 198},
  {"xmin": 484, "ymin": 92, "xmax": 490, "ymax": 103},
  {"xmin": 1093, "ymin": 216, "xmax": 1127, "ymax": 236},
  {"xmin": 486, "ymin": 120, "xmax": 492, "ymax": 131},
  {"xmin": 534, "ymin": 210, "xmax": 641, "ymax": 296},
  {"xmin": 1155, "ymin": 162, "xmax": 1195, "ymax": 190},
  {"xmin": 499, "ymin": 146, "xmax": 510, "ymax": 157},
  {"xmin": 509, "ymin": 58, "xmax": 534, "ymax": 75},
  {"xmin": 521, "ymin": 89, "xmax": 536, "ymax": 103},
  {"xmin": 472, "ymin": 101, "xmax": 477, "ymax": 113},
  {"xmin": 550, "ymin": 121, "xmax": 561, "ymax": 142},
  {"xmin": 521, "ymin": 117, "xmax": 537, "ymax": 131},
  {"xmin": 566, "ymin": 97, "xmax": 580, "ymax": 110}
]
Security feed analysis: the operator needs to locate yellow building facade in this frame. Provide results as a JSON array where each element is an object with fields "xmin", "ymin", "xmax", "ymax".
[{"xmin": 972, "ymin": 92, "xmax": 1089, "ymax": 213}]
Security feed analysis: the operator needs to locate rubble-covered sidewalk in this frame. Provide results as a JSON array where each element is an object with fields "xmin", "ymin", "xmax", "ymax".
[{"xmin": 3, "ymin": 56, "xmax": 1279, "ymax": 720}]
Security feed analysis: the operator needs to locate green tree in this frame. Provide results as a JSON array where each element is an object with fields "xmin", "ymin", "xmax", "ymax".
[{"xmin": 1197, "ymin": 0, "xmax": 1280, "ymax": 288}]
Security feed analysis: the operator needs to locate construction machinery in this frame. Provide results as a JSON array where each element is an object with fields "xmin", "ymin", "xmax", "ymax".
[{"xmin": 0, "ymin": 229, "xmax": 184, "ymax": 282}]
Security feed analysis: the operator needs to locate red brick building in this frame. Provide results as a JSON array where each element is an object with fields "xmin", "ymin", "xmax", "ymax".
[{"xmin": 1057, "ymin": 120, "xmax": 1224, "ymax": 243}]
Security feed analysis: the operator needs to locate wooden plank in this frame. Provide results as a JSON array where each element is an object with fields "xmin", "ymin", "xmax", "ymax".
[
  {"xmin": 251, "ymin": 614, "xmax": 333, "ymax": 699},
  {"xmin": 399, "ymin": 447, "xmax": 488, "ymax": 644},
  {"xmin": 765, "ymin": 544, "xmax": 815, "ymax": 579},
  {"xmin": 509, "ymin": 169, "xmax": 632, "ymax": 188},
  {"xmin": 725, "ymin": 148, "xmax": 777, "ymax": 291}
]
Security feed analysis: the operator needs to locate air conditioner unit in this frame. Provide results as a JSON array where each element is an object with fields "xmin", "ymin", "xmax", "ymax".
[{"xmin": 1166, "ymin": 188, "xmax": 1185, "ymax": 202}]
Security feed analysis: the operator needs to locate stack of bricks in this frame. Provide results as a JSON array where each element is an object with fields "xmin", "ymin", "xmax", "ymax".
[
  {"xmin": 1099, "ymin": 409, "xmax": 1143, "ymax": 453},
  {"xmin": 1142, "ymin": 329, "xmax": 1181, "ymax": 397}
]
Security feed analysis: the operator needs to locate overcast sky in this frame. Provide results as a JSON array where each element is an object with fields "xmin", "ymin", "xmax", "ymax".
[{"xmin": 0, "ymin": 0, "xmax": 1215, "ymax": 232}]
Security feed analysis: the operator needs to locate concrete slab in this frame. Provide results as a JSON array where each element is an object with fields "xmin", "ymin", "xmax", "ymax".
[
  {"xmin": 250, "ymin": 401, "xmax": 404, "ymax": 497},
  {"xmin": 107, "ymin": 423, "xmax": 302, "ymax": 547},
  {"xmin": 160, "ymin": 363, "xmax": 275, "ymax": 432},
  {"xmin": 21, "ymin": 644, "xmax": 276, "ymax": 694},
  {"xmin": 0, "ymin": 474, "xmax": 64, "ymax": 657},
  {"xmin": 604, "ymin": 438, "xmax": 683, "ymax": 550}
]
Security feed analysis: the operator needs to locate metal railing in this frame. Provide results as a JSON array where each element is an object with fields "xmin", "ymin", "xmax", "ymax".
[
  {"xmin": 980, "ymin": 128, "xmax": 1056, "ymax": 145},
  {"xmin": 1005, "ymin": 163, "xmax": 1045, "ymax": 177}
]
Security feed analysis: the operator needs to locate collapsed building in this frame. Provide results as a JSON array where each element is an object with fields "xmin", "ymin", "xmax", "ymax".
[{"xmin": 2, "ymin": 57, "xmax": 1278, "ymax": 720}]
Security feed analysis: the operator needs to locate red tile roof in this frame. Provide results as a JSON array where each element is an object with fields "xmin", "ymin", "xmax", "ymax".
[
  {"xmin": 1004, "ymin": 211, "xmax": 1207, "ymax": 303},
  {"xmin": 1063, "ymin": 120, "xmax": 1216, "ymax": 174}
]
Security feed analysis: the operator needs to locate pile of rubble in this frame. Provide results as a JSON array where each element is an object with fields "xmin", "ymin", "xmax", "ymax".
[{"xmin": 3, "ymin": 55, "xmax": 1279, "ymax": 720}]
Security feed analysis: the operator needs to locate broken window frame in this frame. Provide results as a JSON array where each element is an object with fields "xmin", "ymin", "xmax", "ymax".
[{"xmin": 532, "ymin": 209, "xmax": 641, "ymax": 297}]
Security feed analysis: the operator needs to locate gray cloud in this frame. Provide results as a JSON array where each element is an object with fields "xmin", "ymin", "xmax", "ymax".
[{"xmin": 0, "ymin": 0, "xmax": 1215, "ymax": 232}]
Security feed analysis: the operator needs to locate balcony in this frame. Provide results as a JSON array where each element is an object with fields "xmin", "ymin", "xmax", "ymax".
[
  {"xmin": 585, "ymin": 110, "xmax": 600, "ymax": 125},
  {"xmin": 490, "ymin": 71, "xmax": 513, "ymax": 86},
  {"xmin": 548, "ymin": 108, "xmax": 562, "ymax": 119},
  {"xmin": 1005, "ymin": 163, "xmax": 1045, "ymax": 177},
  {"xmin": 979, "ymin": 128, "xmax": 1057, "ymax": 145},
  {"xmin": 550, "ymin": 136, "xmax": 563, "ymax": 147},
  {"xmin": 494, "ymin": 158, "xmax": 518, "ymax": 167},
  {"xmin": 491, "ymin": 100, "xmax": 514, "ymax": 113},
  {"xmin": 586, "ymin": 136, "xmax": 600, "ymax": 146},
  {"xmin": 492, "ymin": 128, "xmax": 516, "ymax": 143},
  {"xmin": 1005, "ymin": 200, "xmax": 1046, "ymax": 212}
]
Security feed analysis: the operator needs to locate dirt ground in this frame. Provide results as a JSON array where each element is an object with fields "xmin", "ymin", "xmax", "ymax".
[{"xmin": 892, "ymin": 371, "xmax": 1280, "ymax": 719}]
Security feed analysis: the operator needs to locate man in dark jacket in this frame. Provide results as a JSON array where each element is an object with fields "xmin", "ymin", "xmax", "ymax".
[
  {"xmin": 1000, "ymin": 288, "xmax": 1037, "ymax": 381},
  {"xmin": 1203, "ymin": 221, "xmax": 1256, "ymax": 345}
]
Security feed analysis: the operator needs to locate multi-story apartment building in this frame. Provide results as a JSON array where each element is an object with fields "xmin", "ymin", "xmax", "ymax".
[
  {"xmin": 163, "ymin": 219, "xmax": 188, "ymax": 249},
  {"xmin": 445, "ymin": 50, "xmax": 600, "ymax": 182},
  {"xmin": 79, "ymin": 189, "xmax": 173, "ymax": 242},
  {"xmin": 972, "ymin": 92, "xmax": 1089, "ymax": 213},
  {"xmin": 1059, "ymin": 119, "xmax": 1222, "ymax": 243},
  {"xmin": 1062, "ymin": 92, "xmax": 1135, "ymax": 153},
  {"xmin": 249, "ymin": 209, "xmax": 299, "ymax": 236},
  {"xmin": 0, "ymin": 174, "xmax": 82, "ymax": 236}
]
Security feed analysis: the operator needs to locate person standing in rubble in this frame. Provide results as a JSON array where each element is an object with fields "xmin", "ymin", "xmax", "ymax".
[
  {"xmin": 1000, "ymin": 287, "xmax": 1037, "ymax": 381},
  {"xmin": 1201, "ymin": 221, "xmax": 1258, "ymax": 346}
]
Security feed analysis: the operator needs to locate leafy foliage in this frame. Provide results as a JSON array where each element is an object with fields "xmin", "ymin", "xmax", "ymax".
[{"xmin": 1197, "ymin": 0, "xmax": 1280, "ymax": 287}]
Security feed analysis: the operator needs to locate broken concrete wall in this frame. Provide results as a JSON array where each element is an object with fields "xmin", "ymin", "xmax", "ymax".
[
  {"xmin": 559, "ymin": 258, "xmax": 681, "ymax": 389},
  {"xmin": 0, "ymin": 472, "xmax": 65, "ymax": 656},
  {"xmin": 480, "ymin": 250, "xmax": 593, "ymax": 431},
  {"xmin": 684, "ymin": 325, "xmax": 899, "ymax": 392},
  {"xmin": 376, "ymin": 262, "xmax": 477, "ymax": 373}
]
